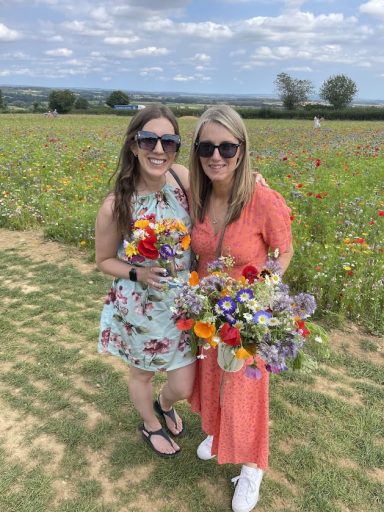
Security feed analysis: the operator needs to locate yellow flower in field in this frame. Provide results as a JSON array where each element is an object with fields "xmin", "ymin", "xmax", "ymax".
[
  {"xmin": 343, "ymin": 265, "xmax": 352, "ymax": 271},
  {"xmin": 125, "ymin": 243, "xmax": 138, "ymax": 257},
  {"xmin": 134, "ymin": 219, "xmax": 150, "ymax": 229},
  {"xmin": 80, "ymin": 240, "xmax": 87, "ymax": 246}
]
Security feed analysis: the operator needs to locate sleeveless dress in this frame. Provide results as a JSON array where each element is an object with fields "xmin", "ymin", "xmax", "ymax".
[
  {"xmin": 189, "ymin": 184, "xmax": 292, "ymax": 468},
  {"xmin": 98, "ymin": 182, "xmax": 195, "ymax": 372}
]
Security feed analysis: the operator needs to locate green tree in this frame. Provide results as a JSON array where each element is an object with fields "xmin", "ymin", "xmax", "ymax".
[
  {"xmin": 0, "ymin": 89, "xmax": 4, "ymax": 109},
  {"xmin": 106, "ymin": 90, "xmax": 129, "ymax": 108},
  {"xmin": 74, "ymin": 97, "xmax": 89, "ymax": 110},
  {"xmin": 319, "ymin": 74, "xmax": 358, "ymax": 109},
  {"xmin": 274, "ymin": 72, "xmax": 314, "ymax": 109},
  {"xmin": 48, "ymin": 89, "xmax": 76, "ymax": 113}
]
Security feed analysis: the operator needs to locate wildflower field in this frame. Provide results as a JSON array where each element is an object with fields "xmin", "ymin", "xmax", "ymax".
[{"xmin": 0, "ymin": 114, "xmax": 383, "ymax": 333}]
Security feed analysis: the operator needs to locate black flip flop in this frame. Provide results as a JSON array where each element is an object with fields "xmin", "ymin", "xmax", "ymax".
[
  {"xmin": 154, "ymin": 396, "xmax": 186, "ymax": 438},
  {"xmin": 139, "ymin": 424, "xmax": 181, "ymax": 458}
]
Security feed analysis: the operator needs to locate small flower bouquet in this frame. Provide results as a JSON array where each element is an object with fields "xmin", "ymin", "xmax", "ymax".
[
  {"xmin": 123, "ymin": 214, "xmax": 191, "ymax": 283},
  {"xmin": 172, "ymin": 256, "xmax": 329, "ymax": 376}
]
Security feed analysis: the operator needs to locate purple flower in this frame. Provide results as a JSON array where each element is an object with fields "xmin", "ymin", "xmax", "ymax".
[
  {"xmin": 200, "ymin": 275, "xmax": 227, "ymax": 294},
  {"xmin": 218, "ymin": 296, "xmax": 236, "ymax": 314},
  {"xmin": 236, "ymin": 288, "xmax": 254, "ymax": 303},
  {"xmin": 253, "ymin": 310, "xmax": 272, "ymax": 324},
  {"xmin": 159, "ymin": 244, "xmax": 174, "ymax": 260},
  {"xmin": 207, "ymin": 259, "xmax": 225, "ymax": 272},
  {"xmin": 264, "ymin": 258, "xmax": 282, "ymax": 275},
  {"xmin": 244, "ymin": 365, "xmax": 262, "ymax": 380},
  {"xmin": 292, "ymin": 293, "xmax": 317, "ymax": 319}
]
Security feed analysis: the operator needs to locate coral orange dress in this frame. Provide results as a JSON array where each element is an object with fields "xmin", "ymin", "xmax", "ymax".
[{"xmin": 189, "ymin": 184, "xmax": 292, "ymax": 468}]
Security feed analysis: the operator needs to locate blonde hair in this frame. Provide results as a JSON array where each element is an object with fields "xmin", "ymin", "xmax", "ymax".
[{"xmin": 189, "ymin": 105, "xmax": 254, "ymax": 223}]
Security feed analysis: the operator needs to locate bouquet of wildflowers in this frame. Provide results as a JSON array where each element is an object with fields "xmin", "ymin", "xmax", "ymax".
[
  {"xmin": 172, "ymin": 255, "xmax": 329, "ymax": 376},
  {"xmin": 123, "ymin": 214, "xmax": 190, "ymax": 279}
]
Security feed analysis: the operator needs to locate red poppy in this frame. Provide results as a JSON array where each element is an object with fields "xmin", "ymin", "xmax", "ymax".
[
  {"xmin": 315, "ymin": 159, "xmax": 321, "ymax": 167},
  {"xmin": 290, "ymin": 215, "xmax": 295, "ymax": 221},
  {"xmin": 282, "ymin": 156, "xmax": 288, "ymax": 161},
  {"xmin": 176, "ymin": 318, "xmax": 195, "ymax": 331},
  {"xmin": 242, "ymin": 265, "xmax": 259, "ymax": 283},
  {"xmin": 353, "ymin": 238, "xmax": 365, "ymax": 244},
  {"xmin": 296, "ymin": 320, "xmax": 310, "ymax": 337},
  {"xmin": 220, "ymin": 323, "xmax": 241, "ymax": 346},
  {"xmin": 368, "ymin": 220, "xmax": 376, "ymax": 225},
  {"xmin": 296, "ymin": 183, "xmax": 304, "ymax": 188},
  {"xmin": 137, "ymin": 231, "xmax": 159, "ymax": 259},
  {"xmin": 286, "ymin": 174, "xmax": 292, "ymax": 178},
  {"xmin": 379, "ymin": 211, "xmax": 384, "ymax": 217},
  {"xmin": 315, "ymin": 266, "xmax": 322, "ymax": 272}
]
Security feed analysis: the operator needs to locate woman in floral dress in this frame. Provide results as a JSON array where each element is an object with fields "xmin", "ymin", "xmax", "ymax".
[
  {"xmin": 96, "ymin": 105, "xmax": 195, "ymax": 457},
  {"xmin": 188, "ymin": 105, "xmax": 294, "ymax": 512}
]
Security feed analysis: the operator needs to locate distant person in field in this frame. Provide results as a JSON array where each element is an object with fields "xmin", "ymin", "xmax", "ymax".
[{"xmin": 314, "ymin": 115, "xmax": 321, "ymax": 128}]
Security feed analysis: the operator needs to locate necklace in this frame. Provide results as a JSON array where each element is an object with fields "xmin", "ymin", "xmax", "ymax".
[{"xmin": 210, "ymin": 198, "xmax": 228, "ymax": 225}]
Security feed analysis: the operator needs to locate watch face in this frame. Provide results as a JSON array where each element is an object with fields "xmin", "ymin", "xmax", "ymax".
[{"xmin": 129, "ymin": 268, "xmax": 137, "ymax": 281}]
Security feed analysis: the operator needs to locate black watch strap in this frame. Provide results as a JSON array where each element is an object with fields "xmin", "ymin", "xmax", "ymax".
[{"xmin": 129, "ymin": 268, "xmax": 137, "ymax": 281}]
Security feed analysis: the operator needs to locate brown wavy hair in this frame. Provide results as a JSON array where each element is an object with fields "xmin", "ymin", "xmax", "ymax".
[
  {"xmin": 108, "ymin": 104, "xmax": 180, "ymax": 236},
  {"xmin": 189, "ymin": 105, "xmax": 254, "ymax": 224}
]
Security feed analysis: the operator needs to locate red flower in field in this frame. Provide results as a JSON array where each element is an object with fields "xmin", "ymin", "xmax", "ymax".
[
  {"xmin": 286, "ymin": 174, "xmax": 292, "ymax": 178},
  {"xmin": 282, "ymin": 156, "xmax": 288, "ymax": 161},
  {"xmin": 242, "ymin": 265, "xmax": 259, "ymax": 283},
  {"xmin": 220, "ymin": 323, "xmax": 241, "ymax": 347},
  {"xmin": 290, "ymin": 215, "xmax": 295, "ymax": 221},
  {"xmin": 347, "ymin": 270, "xmax": 353, "ymax": 277},
  {"xmin": 296, "ymin": 183, "xmax": 304, "ymax": 189},
  {"xmin": 315, "ymin": 159, "xmax": 321, "ymax": 167},
  {"xmin": 315, "ymin": 266, "xmax": 322, "ymax": 272},
  {"xmin": 368, "ymin": 220, "xmax": 376, "ymax": 225},
  {"xmin": 307, "ymin": 192, "xmax": 314, "ymax": 197},
  {"xmin": 353, "ymin": 238, "xmax": 365, "ymax": 244},
  {"xmin": 379, "ymin": 210, "xmax": 384, "ymax": 217},
  {"xmin": 315, "ymin": 192, "xmax": 328, "ymax": 199}
]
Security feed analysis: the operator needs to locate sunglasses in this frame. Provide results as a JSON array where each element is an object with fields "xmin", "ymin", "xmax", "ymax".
[
  {"xmin": 135, "ymin": 131, "xmax": 181, "ymax": 153},
  {"xmin": 195, "ymin": 140, "xmax": 242, "ymax": 159}
]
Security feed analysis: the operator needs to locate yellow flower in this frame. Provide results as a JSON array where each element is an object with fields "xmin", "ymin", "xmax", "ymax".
[
  {"xmin": 235, "ymin": 347, "xmax": 251, "ymax": 359},
  {"xmin": 125, "ymin": 243, "xmax": 138, "ymax": 257},
  {"xmin": 134, "ymin": 219, "xmax": 150, "ymax": 229}
]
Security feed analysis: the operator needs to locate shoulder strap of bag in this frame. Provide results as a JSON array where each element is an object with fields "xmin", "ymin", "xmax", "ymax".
[{"xmin": 169, "ymin": 168, "xmax": 189, "ymax": 208}]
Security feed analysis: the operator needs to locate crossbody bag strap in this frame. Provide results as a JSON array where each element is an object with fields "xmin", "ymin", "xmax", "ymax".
[
  {"xmin": 168, "ymin": 168, "xmax": 189, "ymax": 209},
  {"xmin": 215, "ymin": 224, "xmax": 227, "ymax": 259}
]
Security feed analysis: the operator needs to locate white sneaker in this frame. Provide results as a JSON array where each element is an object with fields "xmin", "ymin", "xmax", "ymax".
[
  {"xmin": 231, "ymin": 465, "xmax": 263, "ymax": 512},
  {"xmin": 196, "ymin": 435, "xmax": 216, "ymax": 460}
]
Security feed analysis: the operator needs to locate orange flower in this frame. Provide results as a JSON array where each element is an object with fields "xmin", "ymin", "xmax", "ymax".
[
  {"xmin": 194, "ymin": 321, "xmax": 216, "ymax": 339},
  {"xmin": 189, "ymin": 271, "xmax": 199, "ymax": 286},
  {"xmin": 181, "ymin": 234, "xmax": 191, "ymax": 250}
]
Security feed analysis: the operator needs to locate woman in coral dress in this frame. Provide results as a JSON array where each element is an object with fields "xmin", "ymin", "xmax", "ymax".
[{"xmin": 188, "ymin": 105, "xmax": 293, "ymax": 512}]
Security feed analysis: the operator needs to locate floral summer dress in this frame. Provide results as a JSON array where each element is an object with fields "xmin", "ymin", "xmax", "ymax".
[{"xmin": 98, "ymin": 183, "xmax": 195, "ymax": 372}]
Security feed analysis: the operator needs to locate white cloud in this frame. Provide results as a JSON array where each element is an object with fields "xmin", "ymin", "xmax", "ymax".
[
  {"xmin": 173, "ymin": 74, "xmax": 195, "ymax": 81},
  {"xmin": 0, "ymin": 23, "xmax": 21, "ymax": 41},
  {"xmin": 45, "ymin": 48, "xmax": 73, "ymax": 57},
  {"xmin": 359, "ymin": 0, "xmax": 384, "ymax": 20},
  {"xmin": 121, "ymin": 47, "xmax": 170, "ymax": 58},
  {"xmin": 104, "ymin": 36, "xmax": 139, "ymax": 45}
]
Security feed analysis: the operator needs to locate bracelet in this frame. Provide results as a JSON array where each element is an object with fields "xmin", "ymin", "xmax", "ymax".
[{"xmin": 129, "ymin": 267, "xmax": 137, "ymax": 282}]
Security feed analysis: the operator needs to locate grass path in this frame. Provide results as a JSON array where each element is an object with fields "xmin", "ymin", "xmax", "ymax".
[{"xmin": 0, "ymin": 229, "xmax": 383, "ymax": 512}]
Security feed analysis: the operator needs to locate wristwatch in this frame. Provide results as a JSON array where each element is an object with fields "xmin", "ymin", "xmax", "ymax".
[{"xmin": 129, "ymin": 267, "xmax": 137, "ymax": 282}]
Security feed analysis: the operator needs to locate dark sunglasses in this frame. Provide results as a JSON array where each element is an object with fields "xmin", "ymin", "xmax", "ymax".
[
  {"xmin": 135, "ymin": 130, "xmax": 181, "ymax": 153},
  {"xmin": 195, "ymin": 140, "xmax": 242, "ymax": 158}
]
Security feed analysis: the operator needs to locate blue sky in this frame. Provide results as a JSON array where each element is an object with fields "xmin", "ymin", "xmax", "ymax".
[{"xmin": 1, "ymin": 0, "xmax": 384, "ymax": 99}]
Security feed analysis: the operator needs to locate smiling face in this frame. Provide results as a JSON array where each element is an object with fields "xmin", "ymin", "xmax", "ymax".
[
  {"xmin": 135, "ymin": 117, "xmax": 178, "ymax": 182},
  {"xmin": 197, "ymin": 121, "xmax": 242, "ymax": 189}
]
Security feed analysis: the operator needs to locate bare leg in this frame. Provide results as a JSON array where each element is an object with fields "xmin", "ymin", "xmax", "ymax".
[
  {"xmin": 158, "ymin": 362, "xmax": 196, "ymax": 434},
  {"xmin": 128, "ymin": 365, "xmax": 179, "ymax": 454}
]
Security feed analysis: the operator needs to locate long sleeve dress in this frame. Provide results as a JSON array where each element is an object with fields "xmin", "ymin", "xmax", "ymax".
[{"xmin": 189, "ymin": 184, "xmax": 292, "ymax": 468}]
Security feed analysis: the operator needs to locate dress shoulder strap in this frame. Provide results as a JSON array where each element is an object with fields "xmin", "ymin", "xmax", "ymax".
[{"xmin": 168, "ymin": 168, "xmax": 189, "ymax": 209}]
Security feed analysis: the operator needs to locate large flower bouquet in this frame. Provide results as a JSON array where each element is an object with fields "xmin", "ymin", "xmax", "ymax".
[
  {"xmin": 172, "ymin": 255, "xmax": 329, "ymax": 376},
  {"xmin": 123, "ymin": 214, "xmax": 190, "ymax": 280}
]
